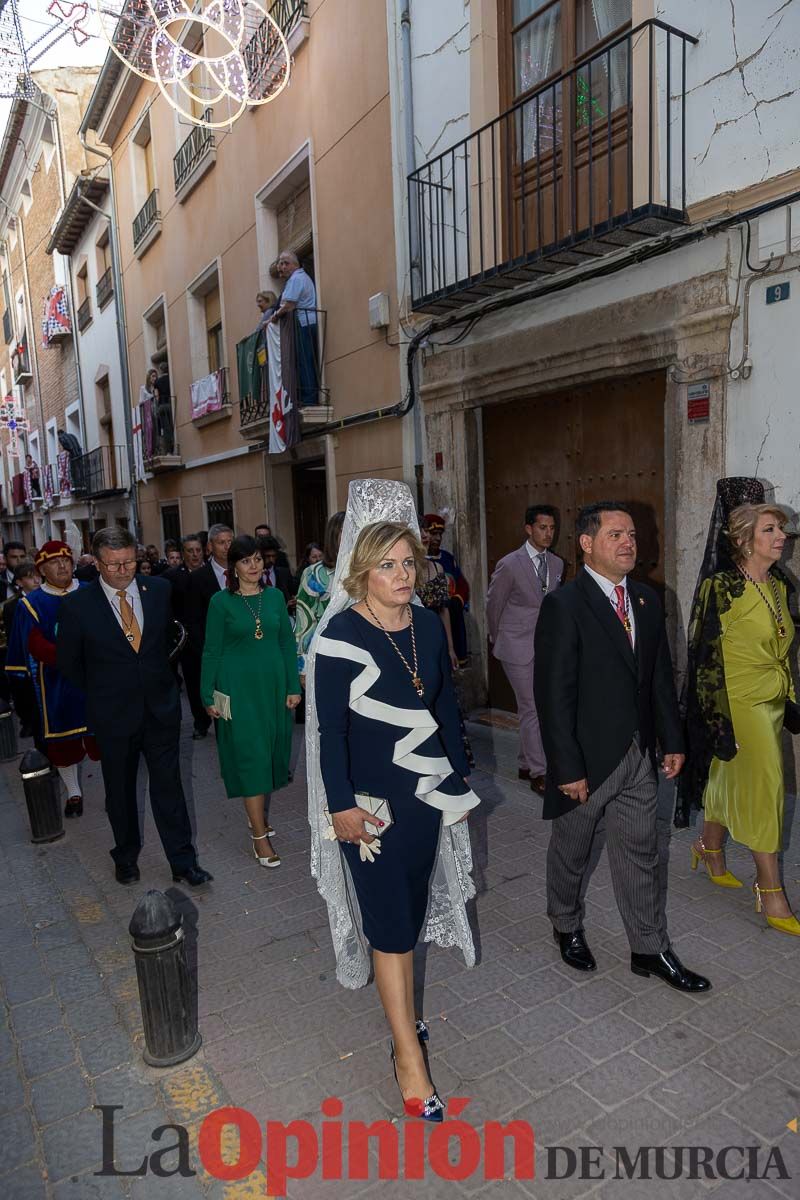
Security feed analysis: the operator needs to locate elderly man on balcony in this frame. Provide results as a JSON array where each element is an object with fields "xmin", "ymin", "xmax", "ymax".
[{"xmin": 263, "ymin": 249, "xmax": 319, "ymax": 406}]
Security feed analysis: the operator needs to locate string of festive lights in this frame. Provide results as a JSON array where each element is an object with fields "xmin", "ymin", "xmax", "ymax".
[{"xmin": 93, "ymin": 0, "xmax": 291, "ymax": 128}]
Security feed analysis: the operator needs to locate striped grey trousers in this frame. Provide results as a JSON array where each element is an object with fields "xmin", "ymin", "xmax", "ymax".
[{"xmin": 546, "ymin": 739, "xmax": 669, "ymax": 955}]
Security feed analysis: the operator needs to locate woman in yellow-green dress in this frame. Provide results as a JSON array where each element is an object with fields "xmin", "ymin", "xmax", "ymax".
[{"xmin": 685, "ymin": 501, "xmax": 799, "ymax": 936}]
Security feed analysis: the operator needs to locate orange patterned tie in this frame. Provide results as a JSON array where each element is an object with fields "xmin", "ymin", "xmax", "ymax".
[{"xmin": 116, "ymin": 589, "xmax": 142, "ymax": 652}]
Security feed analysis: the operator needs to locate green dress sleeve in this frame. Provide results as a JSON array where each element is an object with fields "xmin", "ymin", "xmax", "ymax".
[
  {"xmin": 278, "ymin": 594, "xmax": 302, "ymax": 695},
  {"xmin": 200, "ymin": 593, "xmax": 225, "ymax": 707}
]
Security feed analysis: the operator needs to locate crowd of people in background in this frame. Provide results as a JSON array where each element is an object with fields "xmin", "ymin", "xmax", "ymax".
[{"xmin": 2, "ymin": 472, "xmax": 799, "ymax": 1130}]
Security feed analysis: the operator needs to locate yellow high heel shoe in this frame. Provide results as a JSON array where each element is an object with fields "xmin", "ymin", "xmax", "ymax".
[
  {"xmin": 754, "ymin": 884, "xmax": 800, "ymax": 936},
  {"xmin": 690, "ymin": 839, "xmax": 743, "ymax": 888}
]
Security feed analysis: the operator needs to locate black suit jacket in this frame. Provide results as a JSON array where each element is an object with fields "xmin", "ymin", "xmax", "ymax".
[
  {"xmin": 185, "ymin": 560, "xmax": 222, "ymax": 651},
  {"xmin": 266, "ymin": 565, "xmax": 294, "ymax": 604},
  {"xmin": 533, "ymin": 569, "xmax": 684, "ymax": 819},
  {"xmin": 56, "ymin": 575, "xmax": 181, "ymax": 740},
  {"xmin": 163, "ymin": 563, "xmax": 190, "ymax": 623}
]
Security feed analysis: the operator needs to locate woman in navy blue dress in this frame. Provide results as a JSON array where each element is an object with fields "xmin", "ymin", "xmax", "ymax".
[{"xmin": 315, "ymin": 520, "xmax": 479, "ymax": 1120}]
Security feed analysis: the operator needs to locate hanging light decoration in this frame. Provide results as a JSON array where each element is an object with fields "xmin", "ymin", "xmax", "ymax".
[{"xmin": 94, "ymin": 1, "xmax": 291, "ymax": 128}]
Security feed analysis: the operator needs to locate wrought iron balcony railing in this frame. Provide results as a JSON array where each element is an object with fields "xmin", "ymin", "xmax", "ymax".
[
  {"xmin": 173, "ymin": 111, "xmax": 215, "ymax": 193},
  {"xmin": 140, "ymin": 394, "xmax": 178, "ymax": 465},
  {"xmin": 408, "ymin": 19, "xmax": 698, "ymax": 312},
  {"xmin": 243, "ymin": 0, "xmax": 306, "ymax": 96},
  {"xmin": 69, "ymin": 444, "xmax": 130, "ymax": 498},
  {"xmin": 77, "ymin": 296, "xmax": 92, "ymax": 332},
  {"xmin": 96, "ymin": 267, "xmax": 113, "ymax": 309},
  {"xmin": 239, "ymin": 309, "xmax": 327, "ymax": 431},
  {"xmin": 133, "ymin": 188, "xmax": 160, "ymax": 250}
]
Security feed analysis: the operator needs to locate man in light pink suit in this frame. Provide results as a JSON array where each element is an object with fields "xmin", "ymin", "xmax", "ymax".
[{"xmin": 487, "ymin": 505, "xmax": 563, "ymax": 795}]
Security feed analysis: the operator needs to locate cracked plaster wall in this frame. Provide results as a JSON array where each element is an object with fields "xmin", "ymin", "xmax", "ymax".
[
  {"xmin": 410, "ymin": 0, "xmax": 471, "ymax": 165},
  {"xmin": 660, "ymin": 0, "xmax": 800, "ymax": 204}
]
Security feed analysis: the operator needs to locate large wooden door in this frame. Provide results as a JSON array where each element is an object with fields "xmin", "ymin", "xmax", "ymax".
[
  {"xmin": 483, "ymin": 370, "xmax": 665, "ymax": 710},
  {"xmin": 292, "ymin": 460, "xmax": 328, "ymax": 558}
]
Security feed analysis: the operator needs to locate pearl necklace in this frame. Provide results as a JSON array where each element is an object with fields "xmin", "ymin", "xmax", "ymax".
[{"xmin": 738, "ymin": 566, "xmax": 787, "ymax": 638}]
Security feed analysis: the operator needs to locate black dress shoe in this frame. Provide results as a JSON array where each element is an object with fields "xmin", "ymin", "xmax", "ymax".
[
  {"xmin": 630, "ymin": 946, "xmax": 711, "ymax": 993},
  {"xmin": 553, "ymin": 927, "xmax": 596, "ymax": 972},
  {"xmin": 191, "ymin": 728, "xmax": 208, "ymax": 741},
  {"xmin": 518, "ymin": 767, "xmax": 531, "ymax": 781},
  {"xmin": 171, "ymin": 865, "xmax": 214, "ymax": 887},
  {"xmin": 530, "ymin": 775, "xmax": 547, "ymax": 796},
  {"xmin": 64, "ymin": 796, "xmax": 83, "ymax": 818},
  {"xmin": 115, "ymin": 863, "xmax": 141, "ymax": 886}
]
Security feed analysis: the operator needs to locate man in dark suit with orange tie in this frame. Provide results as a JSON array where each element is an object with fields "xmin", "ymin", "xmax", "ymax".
[
  {"xmin": 57, "ymin": 527, "xmax": 212, "ymax": 888},
  {"xmin": 534, "ymin": 502, "xmax": 709, "ymax": 993}
]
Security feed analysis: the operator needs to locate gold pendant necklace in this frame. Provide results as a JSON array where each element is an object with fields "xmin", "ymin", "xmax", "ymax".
[
  {"xmin": 239, "ymin": 589, "xmax": 265, "ymax": 640},
  {"xmin": 364, "ymin": 599, "xmax": 424, "ymax": 697},
  {"xmin": 738, "ymin": 566, "xmax": 787, "ymax": 638}
]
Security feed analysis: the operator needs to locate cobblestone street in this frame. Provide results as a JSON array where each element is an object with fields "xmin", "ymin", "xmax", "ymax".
[{"xmin": 1, "ymin": 711, "xmax": 799, "ymax": 1199}]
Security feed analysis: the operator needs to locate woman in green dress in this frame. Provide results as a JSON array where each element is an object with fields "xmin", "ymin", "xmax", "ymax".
[
  {"xmin": 688, "ymin": 502, "xmax": 800, "ymax": 936},
  {"xmin": 201, "ymin": 535, "xmax": 301, "ymax": 868}
]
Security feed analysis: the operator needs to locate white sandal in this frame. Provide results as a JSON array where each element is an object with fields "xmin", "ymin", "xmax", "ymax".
[{"xmin": 251, "ymin": 832, "xmax": 280, "ymax": 868}]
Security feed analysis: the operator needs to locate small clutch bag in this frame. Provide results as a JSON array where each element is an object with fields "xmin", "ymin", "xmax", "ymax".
[
  {"xmin": 354, "ymin": 792, "xmax": 394, "ymax": 835},
  {"xmin": 323, "ymin": 793, "xmax": 394, "ymax": 863}
]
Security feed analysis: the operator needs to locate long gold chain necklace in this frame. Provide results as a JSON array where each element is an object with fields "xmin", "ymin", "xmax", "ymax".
[
  {"xmin": 738, "ymin": 566, "xmax": 787, "ymax": 638},
  {"xmin": 238, "ymin": 588, "xmax": 265, "ymax": 640},
  {"xmin": 364, "ymin": 598, "xmax": 424, "ymax": 697}
]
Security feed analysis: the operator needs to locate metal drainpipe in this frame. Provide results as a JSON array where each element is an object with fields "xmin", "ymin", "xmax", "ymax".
[
  {"xmin": 399, "ymin": 0, "xmax": 425, "ymax": 495},
  {"xmin": 16, "ymin": 219, "xmax": 51, "ymax": 540},
  {"xmin": 77, "ymin": 133, "xmax": 140, "ymax": 537},
  {"xmin": 50, "ymin": 99, "xmax": 90, "ymax": 532}
]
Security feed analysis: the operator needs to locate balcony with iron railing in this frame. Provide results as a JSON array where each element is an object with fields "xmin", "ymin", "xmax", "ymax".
[
  {"xmin": 133, "ymin": 188, "xmax": 161, "ymax": 257},
  {"xmin": 140, "ymin": 392, "xmax": 182, "ymax": 474},
  {"xmin": 77, "ymin": 296, "xmax": 92, "ymax": 332},
  {"xmin": 174, "ymin": 109, "xmax": 215, "ymax": 201},
  {"xmin": 69, "ymin": 444, "xmax": 130, "ymax": 499},
  {"xmin": 243, "ymin": 0, "xmax": 309, "ymax": 92},
  {"xmin": 238, "ymin": 309, "xmax": 330, "ymax": 441},
  {"xmin": 11, "ymin": 334, "xmax": 31, "ymax": 383},
  {"xmin": 191, "ymin": 365, "xmax": 231, "ymax": 427},
  {"xmin": 408, "ymin": 19, "xmax": 697, "ymax": 313},
  {"xmin": 96, "ymin": 267, "xmax": 113, "ymax": 310}
]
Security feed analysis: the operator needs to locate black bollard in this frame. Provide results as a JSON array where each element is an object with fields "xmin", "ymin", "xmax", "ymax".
[
  {"xmin": 19, "ymin": 748, "xmax": 64, "ymax": 844},
  {"xmin": 0, "ymin": 700, "xmax": 18, "ymax": 762},
  {"xmin": 129, "ymin": 890, "xmax": 201, "ymax": 1067}
]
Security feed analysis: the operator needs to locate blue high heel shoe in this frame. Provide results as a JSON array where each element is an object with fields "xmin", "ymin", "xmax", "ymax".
[{"xmin": 390, "ymin": 1042, "xmax": 444, "ymax": 1122}]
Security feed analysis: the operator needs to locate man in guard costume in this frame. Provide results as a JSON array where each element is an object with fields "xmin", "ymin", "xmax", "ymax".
[
  {"xmin": 5, "ymin": 541, "xmax": 98, "ymax": 816},
  {"xmin": 422, "ymin": 513, "xmax": 471, "ymax": 664}
]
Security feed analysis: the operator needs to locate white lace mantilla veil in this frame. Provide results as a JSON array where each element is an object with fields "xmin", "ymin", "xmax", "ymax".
[{"xmin": 305, "ymin": 478, "xmax": 479, "ymax": 989}]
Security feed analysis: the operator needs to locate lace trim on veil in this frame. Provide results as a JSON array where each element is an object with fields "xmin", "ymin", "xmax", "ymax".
[{"xmin": 305, "ymin": 479, "xmax": 478, "ymax": 989}]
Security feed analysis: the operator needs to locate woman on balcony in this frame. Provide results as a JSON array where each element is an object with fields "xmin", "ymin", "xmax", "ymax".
[{"xmin": 201, "ymin": 536, "xmax": 301, "ymax": 869}]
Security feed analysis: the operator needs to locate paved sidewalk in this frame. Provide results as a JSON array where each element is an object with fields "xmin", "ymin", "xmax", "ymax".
[{"xmin": 1, "ymin": 711, "xmax": 799, "ymax": 1199}]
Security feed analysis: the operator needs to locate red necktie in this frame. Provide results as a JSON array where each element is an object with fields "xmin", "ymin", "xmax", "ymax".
[{"xmin": 613, "ymin": 584, "xmax": 632, "ymax": 645}]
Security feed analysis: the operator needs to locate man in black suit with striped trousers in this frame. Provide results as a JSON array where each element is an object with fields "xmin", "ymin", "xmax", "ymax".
[{"xmin": 534, "ymin": 502, "xmax": 710, "ymax": 993}]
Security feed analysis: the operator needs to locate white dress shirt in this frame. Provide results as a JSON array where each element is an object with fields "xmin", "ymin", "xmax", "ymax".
[
  {"xmin": 210, "ymin": 557, "xmax": 227, "ymax": 590},
  {"xmin": 584, "ymin": 564, "xmax": 636, "ymax": 648},
  {"xmin": 100, "ymin": 575, "xmax": 144, "ymax": 636}
]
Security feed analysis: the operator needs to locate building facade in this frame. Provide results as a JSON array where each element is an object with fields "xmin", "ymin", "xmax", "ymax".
[
  {"xmin": 81, "ymin": 0, "xmax": 413, "ymax": 561},
  {"xmin": 395, "ymin": 0, "xmax": 800, "ymax": 707},
  {"xmin": 0, "ymin": 67, "xmax": 124, "ymax": 553}
]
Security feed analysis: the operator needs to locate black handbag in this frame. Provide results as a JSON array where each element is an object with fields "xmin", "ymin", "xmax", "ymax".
[{"xmin": 784, "ymin": 699, "xmax": 800, "ymax": 735}]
